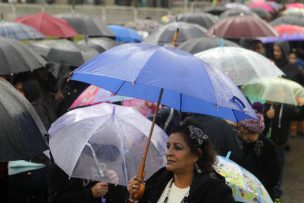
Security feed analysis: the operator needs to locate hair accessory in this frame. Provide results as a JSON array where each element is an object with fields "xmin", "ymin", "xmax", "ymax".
[{"xmin": 188, "ymin": 125, "xmax": 208, "ymax": 145}]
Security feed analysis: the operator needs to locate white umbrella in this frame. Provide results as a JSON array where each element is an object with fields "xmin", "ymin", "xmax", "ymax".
[
  {"xmin": 195, "ymin": 47, "xmax": 284, "ymax": 85},
  {"xmin": 48, "ymin": 103, "xmax": 167, "ymax": 186}
]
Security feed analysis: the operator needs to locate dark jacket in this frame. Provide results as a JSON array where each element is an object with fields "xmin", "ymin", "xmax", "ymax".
[
  {"xmin": 263, "ymin": 103, "xmax": 304, "ymax": 145},
  {"xmin": 281, "ymin": 63, "xmax": 304, "ymax": 86},
  {"xmin": 48, "ymin": 162, "xmax": 128, "ymax": 203},
  {"xmin": 239, "ymin": 135, "xmax": 280, "ymax": 197},
  {"xmin": 183, "ymin": 114, "xmax": 243, "ymax": 163},
  {"xmin": 140, "ymin": 168, "xmax": 236, "ymax": 203}
]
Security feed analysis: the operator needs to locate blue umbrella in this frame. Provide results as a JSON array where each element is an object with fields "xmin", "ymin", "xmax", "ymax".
[
  {"xmin": 72, "ymin": 43, "xmax": 256, "ymax": 122},
  {"xmin": 108, "ymin": 25, "xmax": 142, "ymax": 43},
  {"xmin": 258, "ymin": 35, "xmax": 304, "ymax": 43}
]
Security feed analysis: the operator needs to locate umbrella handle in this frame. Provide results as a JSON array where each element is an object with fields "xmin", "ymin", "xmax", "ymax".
[
  {"xmin": 173, "ymin": 28, "xmax": 180, "ymax": 47},
  {"xmin": 231, "ymin": 96, "xmax": 246, "ymax": 111}
]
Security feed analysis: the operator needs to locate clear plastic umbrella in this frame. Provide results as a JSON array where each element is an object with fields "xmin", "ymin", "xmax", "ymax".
[
  {"xmin": 195, "ymin": 47, "xmax": 284, "ymax": 85},
  {"xmin": 242, "ymin": 77, "xmax": 304, "ymax": 105},
  {"xmin": 48, "ymin": 103, "xmax": 167, "ymax": 186}
]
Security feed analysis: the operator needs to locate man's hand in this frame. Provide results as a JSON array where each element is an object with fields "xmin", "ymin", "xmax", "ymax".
[{"xmin": 91, "ymin": 182, "xmax": 108, "ymax": 198}]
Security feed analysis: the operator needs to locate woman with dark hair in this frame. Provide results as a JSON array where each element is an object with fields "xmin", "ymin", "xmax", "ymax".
[{"xmin": 127, "ymin": 123, "xmax": 236, "ymax": 203}]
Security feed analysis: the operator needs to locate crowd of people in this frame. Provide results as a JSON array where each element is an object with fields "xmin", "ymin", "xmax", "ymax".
[{"xmin": 1, "ymin": 2, "xmax": 304, "ymax": 203}]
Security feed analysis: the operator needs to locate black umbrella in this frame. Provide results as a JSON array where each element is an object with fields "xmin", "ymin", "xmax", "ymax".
[
  {"xmin": 177, "ymin": 37, "xmax": 239, "ymax": 54},
  {"xmin": 203, "ymin": 5, "xmax": 227, "ymax": 16},
  {"xmin": 29, "ymin": 39, "xmax": 99, "ymax": 68},
  {"xmin": 176, "ymin": 12, "xmax": 218, "ymax": 29},
  {"xmin": 270, "ymin": 16, "xmax": 304, "ymax": 27},
  {"xmin": 0, "ymin": 78, "xmax": 48, "ymax": 161},
  {"xmin": 0, "ymin": 37, "xmax": 47, "ymax": 75},
  {"xmin": 144, "ymin": 22, "xmax": 207, "ymax": 46},
  {"xmin": 220, "ymin": 9, "xmax": 258, "ymax": 19},
  {"xmin": 251, "ymin": 8, "xmax": 271, "ymax": 21},
  {"xmin": 56, "ymin": 12, "xmax": 115, "ymax": 37},
  {"xmin": 77, "ymin": 37, "xmax": 117, "ymax": 53}
]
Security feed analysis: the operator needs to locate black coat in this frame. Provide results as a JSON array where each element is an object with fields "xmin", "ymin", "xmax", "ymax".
[
  {"xmin": 48, "ymin": 162, "xmax": 128, "ymax": 203},
  {"xmin": 263, "ymin": 103, "xmax": 304, "ymax": 145},
  {"xmin": 139, "ymin": 168, "xmax": 236, "ymax": 203},
  {"xmin": 238, "ymin": 135, "xmax": 280, "ymax": 197}
]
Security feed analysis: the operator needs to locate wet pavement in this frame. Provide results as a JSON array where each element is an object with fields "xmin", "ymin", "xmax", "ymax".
[{"xmin": 281, "ymin": 136, "xmax": 304, "ymax": 203}]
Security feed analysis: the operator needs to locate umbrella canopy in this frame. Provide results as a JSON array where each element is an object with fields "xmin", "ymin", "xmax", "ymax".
[
  {"xmin": 195, "ymin": 47, "xmax": 284, "ymax": 85},
  {"xmin": 286, "ymin": 3, "xmax": 304, "ymax": 10},
  {"xmin": 207, "ymin": 15, "xmax": 278, "ymax": 38},
  {"xmin": 108, "ymin": 25, "xmax": 142, "ymax": 43},
  {"xmin": 215, "ymin": 156, "xmax": 273, "ymax": 203},
  {"xmin": 144, "ymin": 22, "xmax": 207, "ymax": 46},
  {"xmin": 56, "ymin": 12, "xmax": 114, "ymax": 37},
  {"xmin": 0, "ymin": 37, "xmax": 47, "ymax": 75},
  {"xmin": 78, "ymin": 37, "xmax": 117, "ymax": 53},
  {"xmin": 225, "ymin": 3, "xmax": 250, "ymax": 11},
  {"xmin": 0, "ymin": 78, "xmax": 48, "ymax": 161},
  {"xmin": 48, "ymin": 103, "xmax": 168, "ymax": 186},
  {"xmin": 30, "ymin": 39, "xmax": 99, "ymax": 68},
  {"xmin": 270, "ymin": 16, "xmax": 304, "ymax": 27},
  {"xmin": 69, "ymin": 85, "xmax": 131, "ymax": 109},
  {"xmin": 251, "ymin": 8, "xmax": 271, "ymax": 21},
  {"xmin": 220, "ymin": 9, "xmax": 258, "ymax": 19},
  {"xmin": 258, "ymin": 35, "xmax": 304, "ymax": 43},
  {"xmin": 203, "ymin": 5, "xmax": 228, "ymax": 16},
  {"xmin": 177, "ymin": 37, "xmax": 239, "ymax": 54},
  {"xmin": 242, "ymin": 77, "xmax": 304, "ymax": 105},
  {"xmin": 125, "ymin": 19, "xmax": 160, "ymax": 34},
  {"xmin": 274, "ymin": 24, "xmax": 304, "ymax": 37},
  {"xmin": 282, "ymin": 8, "xmax": 304, "ymax": 17},
  {"xmin": 15, "ymin": 12, "xmax": 77, "ymax": 38},
  {"xmin": 248, "ymin": 1, "xmax": 274, "ymax": 13},
  {"xmin": 176, "ymin": 12, "xmax": 219, "ymax": 29},
  {"xmin": 0, "ymin": 21, "xmax": 44, "ymax": 40},
  {"xmin": 72, "ymin": 43, "xmax": 256, "ymax": 122}
]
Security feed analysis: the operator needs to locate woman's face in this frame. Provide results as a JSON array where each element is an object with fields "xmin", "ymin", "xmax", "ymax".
[
  {"xmin": 238, "ymin": 126, "xmax": 259, "ymax": 143},
  {"xmin": 165, "ymin": 132, "xmax": 198, "ymax": 174},
  {"xmin": 289, "ymin": 53, "xmax": 297, "ymax": 64},
  {"xmin": 273, "ymin": 45, "xmax": 283, "ymax": 60}
]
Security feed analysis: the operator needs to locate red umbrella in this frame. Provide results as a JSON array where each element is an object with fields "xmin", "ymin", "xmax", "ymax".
[
  {"xmin": 207, "ymin": 15, "xmax": 278, "ymax": 38},
  {"xmin": 15, "ymin": 12, "xmax": 77, "ymax": 38},
  {"xmin": 274, "ymin": 24, "xmax": 304, "ymax": 36},
  {"xmin": 286, "ymin": 3, "xmax": 304, "ymax": 10}
]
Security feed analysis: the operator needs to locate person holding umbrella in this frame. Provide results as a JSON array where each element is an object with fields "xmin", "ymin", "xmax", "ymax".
[{"xmin": 127, "ymin": 123, "xmax": 236, "ymax": 203}]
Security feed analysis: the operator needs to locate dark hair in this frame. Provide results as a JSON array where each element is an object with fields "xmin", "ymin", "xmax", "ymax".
[{"xmin": 170, "ymin": 124, "xmax": 216, "ymax": 173}]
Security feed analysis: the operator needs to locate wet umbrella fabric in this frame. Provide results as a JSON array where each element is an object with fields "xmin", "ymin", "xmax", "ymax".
[
  {"xmin": 283, "ymin": 8, "xmax": 304, "ymax": 17},
  {"xmin": 56, "ymin": 12, "xmax": 114, "ymax": 37},
  {"xmin": 77, "ymin": 37, "xmax": 117, "ymax": 53},
  {"xmin": 195, "ymin": 47, "xmax": 284, "ymax": 85},
  {"xmin": 219, "ymin": 9, "xmax": 258, "ymax": 19},
  {"xmin": 208, "ymin": 15, "xmax": 278, "ymax": 38},
  {"xmin": 72, "ymin": 43, "xmax": 256, "ymax": 122},
  {"xmin": 203, "ymin": 5, "xmax": 227, "ymax": 16},
  {"xmin": 108, "ymin": 25, "xmax": 142, "ymax": 43},
  {"xmin": 0, "ymin": 37, "xmax": 47, "ymax": 74},
  {"xmin": 125, "ymin": 19, "xmax": 160, "ymax": 34},
  {"xmin": 30, "ymin": 39, "xmax": 99, "ymax": 68},
  {"xmin": 176, "ymin": 12, "xmax": 218, "ymax": 29},
  {"xmin": 15, "ymin": 12, "xmax": 77, "ymax": 38},
  {"xmin": 251, "ymin": 8, "xmax": 271, "ymax": 20},
  {"xmin": 0, "ymin": 78, "xmax": 48, "ymax": 161},
  {"xmin": 48, "ymin": 103, "xmax": 167, "ymax": 186},
  {"xmin": 0, "ymin": 21, "xmax": 44, "ymax": 40},
  {"xmin": 177, "ymin": 37, "xmax": 239, "ymax": 54},
  {"xmin": 144, "ymin": 22, "xmax": 207, "ymax": 46},
  {"xmin": 270, "ymin": 16, "xmax": 304, "ymax": 27}
]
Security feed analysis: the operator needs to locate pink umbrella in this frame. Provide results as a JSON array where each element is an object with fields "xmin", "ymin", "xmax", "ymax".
[
  {"xmin": 69, "ymin": 85, "xmax": 131, "ymax": 110},
  {"xmin": 249, "ymin": 1, "xmax": 274, "ymax": 13},
  {"xmin": 286, "ymin": 3, "xmax": 304, "ymax": 10},
  {"xmin": 122, "ymin": 99, "xmax": 158, "ymax": 117},
  {"xmin": 274, "ymin": 25, "xmax": 304, "ymax": 37}
]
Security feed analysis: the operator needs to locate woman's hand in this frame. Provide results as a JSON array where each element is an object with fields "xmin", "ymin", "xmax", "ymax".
[
  {"xmin": 91, "ymin": 182, "xmax": 109, "ymax": 198},
  {"xmin": 106, "ymin": 169, "xmax": 119, "ymax": 185},
  {"xmin": 127, "ymin": 176, "xmax": 142, "ymax": 195}
]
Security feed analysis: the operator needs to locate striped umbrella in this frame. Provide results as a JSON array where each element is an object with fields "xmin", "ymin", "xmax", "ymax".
[{"xmin": 0, "ymin": 20, "xmax": 44, "ymax": 40}]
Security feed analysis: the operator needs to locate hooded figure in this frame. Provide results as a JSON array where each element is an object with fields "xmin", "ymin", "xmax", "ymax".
[
  {"xmin": 238, "ymin": 103, "xmax": 280, "ymax": 200},
  {"xmin": 273, "ymin": 42, "xmax": 290, "ymax": 69}
]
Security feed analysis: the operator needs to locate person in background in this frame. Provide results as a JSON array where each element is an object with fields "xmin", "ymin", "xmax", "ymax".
[
  {"xmin": 127, "ymin": 123, "xmax": 236, "ymax": 203},
  {"xmin": 238, "ymin": 102, "xmax": 280, "ymax": 201},
  {"xmin": 273, "ymin": 42, "xmax": 290, "ymax": 69},
  {"xmin": 288, "ymin": 50, "xmax": 304, "ymax": 69}
]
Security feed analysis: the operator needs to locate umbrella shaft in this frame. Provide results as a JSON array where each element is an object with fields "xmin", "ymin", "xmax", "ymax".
[{"xmin": 137, "ymin": 88, "xmax": 164, "ymax": 179}]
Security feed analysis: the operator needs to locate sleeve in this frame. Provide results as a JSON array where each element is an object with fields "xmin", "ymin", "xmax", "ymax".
[
  {"xmin": 48, "ymin": 162, "xmax": 99, "ymax": 203},
  {"xmin": 204, "ymin": 182, "xmax": 236, "ymax": 203}
]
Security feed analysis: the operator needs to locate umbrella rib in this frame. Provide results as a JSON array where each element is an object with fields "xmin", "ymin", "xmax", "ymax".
[{"xmin": 114, "ymin": 81, "xmax": 126, "ymax": 95}]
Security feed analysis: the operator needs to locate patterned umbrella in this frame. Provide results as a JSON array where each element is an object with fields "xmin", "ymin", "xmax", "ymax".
[
  {"xmin": 0, "ymin": 20, "xmax": 44, "ymax": 40},
  {"xmin": 283, "ymin": 8, "xmax": 304, "ymax": 17}
]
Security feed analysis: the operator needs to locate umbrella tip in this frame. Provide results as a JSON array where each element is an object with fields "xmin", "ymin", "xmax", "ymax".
[{"xmin": 225, "ymin": 151, "xmax": 231, "ymax": 159}]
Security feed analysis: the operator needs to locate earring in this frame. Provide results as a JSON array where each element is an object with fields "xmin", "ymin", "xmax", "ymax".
[{"xmin": 195, "ymin": 163, "xmax": 202, "ymax": 173}]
